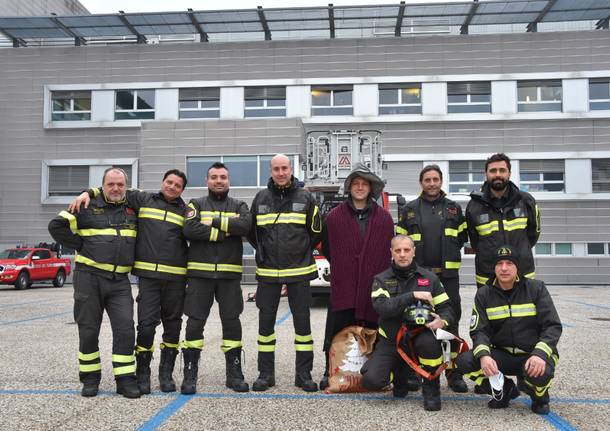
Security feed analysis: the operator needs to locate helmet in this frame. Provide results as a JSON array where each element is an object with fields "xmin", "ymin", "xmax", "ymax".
[{"xmin": 403, "ymin": 301, "xmax": 434, "ymax": 326}]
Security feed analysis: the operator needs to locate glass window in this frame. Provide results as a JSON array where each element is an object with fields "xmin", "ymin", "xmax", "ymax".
[
  {"xmin": 33, "ymin": 250, "xmax": 52, "ymax": 260},
  {"xmin": 259, "ymin": 155, "xmax": 273, "ymax": 187},
  {"xmin": 535, "ymin": 243, "xmax": 552, "ymax": 255},
  {"xmin": 519, "ymin": 160, "xmax": 564, "ymax": 192},
  {"xmin": 179, "ymin": 88, "xmax": 220, "ymax": 119},
  {"xmin": 555, "ymin": 243, "xmax": 572, "ymax": 255},
  {"xmin": 223, "ymin": 156, "xmax": 258, "ymax": 186},
  {"xmin": 115, "ymin": 89, "xmax": 155, "ymax": 120},
  {"xmin": 517, "ymin": 80, "xmax": 562, "ymax": 112},
  {"xmin": 244, "ymin": 87, "xmax": 286, "ymax": 118},
  {"xmin": 587, "ymin": 243, "xmax": 605, "ymax": 255},
  {"xmin": 592, "ymin": 159, "xmax": 610, "ymax": 193},
  {"xmin": 379, "ymin": 83, "xmax": 422, "ymax": 115},
  {"xmin": 51, "ymin": 91, "xmax": 91, "ymax": 121},
  {"xmin": 187, "ymin": 155, "xmax": 287, "ymax": 188},
  {"xmin": 186, "ymin": 157, "xmax": 217, "ymax": 188},
  {"xmin": 447, "ymin": 82, "xmax": 491, "ymax": 114},
  {"xmin": 311, "ymin": 85, "xmax": 353, "ymax": 116},
  {"xmin": 448, "ymin": 161, "xmax": 485, "ymax": 193},
  {"xmin": 590, "ymin": 79, "xmax": 610, "ymax": 111},
  {"xmin": 48, "ymin": 166, "xmax": 89, "ymax": 196}
]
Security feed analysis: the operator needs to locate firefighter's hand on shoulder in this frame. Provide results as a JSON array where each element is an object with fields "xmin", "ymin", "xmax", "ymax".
[
  {"xmin": 413, "ymin": 291, "xmax": 433, "ymax": 306},
  {"xmin": 68, "ymin": 192, "xmax": 90, "ymax": 213},
  {"xmin": 425, "ymin": 312, "xmax": 445, "ymax": 330},
  {"xmin": 525, "ymin": 355, "xmax": 546, "ymax": 378},
  {"xmin": 480, "ymin": 355, "xmax": 499, "ymax": 377},
  {"xmin": 200, "ymin": 219, "xmax": 212, "ymax": 226}
]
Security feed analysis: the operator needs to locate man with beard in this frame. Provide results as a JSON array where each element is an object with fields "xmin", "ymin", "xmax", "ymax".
[{"xmin": 466, "ymin": 153, "xmax": 540, "ymax": 288}]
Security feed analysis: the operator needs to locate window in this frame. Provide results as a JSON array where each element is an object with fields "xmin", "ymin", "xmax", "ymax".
[
  {"xmin": 33, "ymin": 250, "xmax": 51, "ymax": 260},
  {"xmin": 48, "ymin": 166, "xmax": 89, "ymax": 196},
  {"xmin": 311, "ymin": 85, "xmax": 353, "ymax": 116},
  {"xmin": 186, "ymin": 155, "xmax": 289, "ymax": 188},
  {"xmin": 587, "ymin": 243, "xmax": 606, "ymax": 255},
  {"xmin": 115, "ymin": 89, "xmax": 155, "ymax": 120},
  {"xmin": 179, "ymin": 88, "xmax": 219, "ymax": 119},
  {"xmin": 589, "ymin": 78, "xmax": 610, "ymax": 111},
  {"xmin": 447, "ymin": 82, "xmax": 491, "ymax": 113},
  {"xmin": 244, "ymin": 87, "xmax": 286, "ymax": 117},
  {"xmin": 51, "ymin": 91, "xmax": 91, "ymax": 121},
  {"xmin": 535, "ymin": 243, "xmax": 552, "ymax": 255},
  {"xmin": 448, "ymin": 161, "xmax": 485, "ymax": 193},
  {"xmin": 517, "ymin": 80, "xmax": 562, "ymax": 112},
  {"xmin": 519, "ymin": 160, "xmax": 564, "ymax": 192},
  {"xmin": 378, "ymin": 83, "xmax": 421, "ymax": 115},
  {"xmin": 592, "ymin": 159, "xmax": 610, "ymax": 192},
  {"xmin": 555, "ymin": 243, "xmax": 572, "ymax": 255}
]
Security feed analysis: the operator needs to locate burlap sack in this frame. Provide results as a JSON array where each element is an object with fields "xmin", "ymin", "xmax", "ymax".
[{"xmin": 325, "ymin": 325, "xmax": 378, "ymax": 393}]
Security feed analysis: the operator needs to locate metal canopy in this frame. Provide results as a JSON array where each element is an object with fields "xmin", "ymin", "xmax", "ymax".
[{"xmin": 0, "ymin": 0, "xmax": 609, "ymax": 47}]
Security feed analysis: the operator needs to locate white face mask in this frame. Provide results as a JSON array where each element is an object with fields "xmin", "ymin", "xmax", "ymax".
[{"xmin": 489, "ymin": 372, "xmax": 504, "ymax": 401}]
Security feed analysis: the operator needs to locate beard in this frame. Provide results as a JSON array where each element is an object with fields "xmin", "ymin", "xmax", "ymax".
[{"xmin": 490, "ymin": 178, "xmax": 508, "ymax": 191}]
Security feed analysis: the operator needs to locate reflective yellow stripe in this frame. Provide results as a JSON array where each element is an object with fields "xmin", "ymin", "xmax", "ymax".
[
  {"xmin": 535, "ymin": 341, "xmax": 553, "ymax": 357},
  {"xmin": 136, "ymin": 345, "xmax": 154, "ymax": 352},
  {"xmin": 217, "ymin": 263, "xmax": 243, "ymax": 273},
  {"xmin": 378, "ymin": 327, "xmax": 387, "ymax": 338},
  {"xmin": 183, "ymin": 339, "xmax": 204, "ymax": 349},
  {"xmin": 511, "ymin": 303, "xmax": 537, "ymax": 317},
  {"xmin": 419, "ymin": 356, "xmax": 444, "ymax": 367},
  {"xmin": 134, "ymin": 261, "xmax": 187, "ymax": 275},
  {"xmin": 80, "ymin": 363, "xmax": 102, "ymax": 372},
  {"xmin": 255, "ymin": 264, "xmax": 317, "ymax": 278},
  {"xmin": 187, "ymin": 262, "xmax": 242, "ymax": 273},
  {"xmin": 371, "ymin": 287, "xmax": 390, "ymax": 298},
  {"xmin": 112, "ymin": 354, "xmax": 135, "ymax": 363},
  {"xmin": 535, "ymin": 204, "xmax": 541, "ymax": 233},
  {"xmin": 473, "ymin": 344, "xmax": 490, "ymax": 356},
  {"xmin": 444, "ymin": 227, "xmax": 458, "ymax": 237},
  {"xmin": 79, "ymin": 351, "xmax": 100, "ymax": 361},
  {"xmin": 501, "ymin": 346, "xmax": 529, "ymax": 355},
  {"xmin": 138, "ymin": 208, "xmax": 165, "ymax": 222},
  {"xmin": 133, "ymin": 261, "xmax": 156, "ymax": 271},
  {"xmin": 524, "ymin": 271, "xmax": 535, "ymax": 279},
  {"xmin": 221, "ymin": 216, "xmax": 229, "ymax": 232},
  {"xmin": 295, "ymin": 344, "xmax": 314, "ymax": 351},
  {"xmin": 59, "ymin": 210, "xmax": 78, "ymax": 233},
  {"xmin": 160, "ymin": 342, "xmax": 179, "ymax": 349},
  {"xmin": 457, "ymin": 221, "xmax": 467, "ymax": 233},
  {"xmin": 257, "ymin": 333, "xmax": 276, "ymax": 343},
  {"xmin": 258, "ymin": 345, "xmax": 275, "ymax": 352},
  {"xmin": 187, "ymin": 262, "xmax": 216, "ymax": 272},
  {"xmin": 311, "ymin": 205, "xmax": 322, "ymax": 234},
  {"xmin": 525, "ymin": 378, "xmax": 553, "ymax": 397},
  {"xmin": 475, "ymin": 220, "xmax": 499, "ymax": 236},
  {"xmin": 200, "ymin": 211, "xmax": 237, "ymax": 218},
  {"xmin": 409, "ymin": 233, "xmax": 421, "ymax": 241},
  {"xmin": 221, "ymin": 339, "xmax": 242, "ymax": 353},
  {"xmin": 295, "ymin": 334, "xmax": 313, "ymax": 343},
  {"xmin": 464, "ymin": 369, "xmax": 486, "ymax": 385},
  {"xmin": 164, "ymin": 212, "xmax": 184, "ymax": 227},
  {"xmin": 503, "ymin": 217, "xmax": 528, "ymax": 232},
  {"xmin": 445, "ymin": 261, "xmax": 461, "ymax": 269},
  {"xmin": 256, "ymin": 212, "xmax": 307, "ymax": 226},
  {"xmin": 75, "ymin": 255, "xmax": 131, "ymax": 273},
  {"xmin": 395, "ymin": 225, "xmax": 407, "ymax": 235},
  {"xmin": 476, "ymin": 274, "xmax": 489, "ymax": 285},
  {"xmin": 209, "ymin": 227, "xmax": 219, "ymax": 242},
  {"xmin": 77, "ymin": 228, "xmax": 136, "ymax": 237},
  {"xmin": 486, "ymin": 305, "xmax": 510, "ymax": 320},
  {"xmin": 432, "ymin": 292, "xmax": 449, "ymax": 305},
  {"xmin": 113, "ymin": 365, "xmax": 136, "ymax": 376}
]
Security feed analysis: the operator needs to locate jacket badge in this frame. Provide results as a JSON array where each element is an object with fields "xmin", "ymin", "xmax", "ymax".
[
  {"xmin": 417, "ymin": 278, "xmax": 430, "ymax": 287},
  {"xmin": 92, "ymin": 208, "xmax": 104, "ymax": 214},
  {"xmin": 126, "ymin": 207, "xmax": 135, "ymax": 215},
  {"xmin": 447, "ymin": 207, "xmax": 457, "ymax": 215},
  {"xmin": 407, "ymin": 211, "xmax": 415, "ymax": 219}
]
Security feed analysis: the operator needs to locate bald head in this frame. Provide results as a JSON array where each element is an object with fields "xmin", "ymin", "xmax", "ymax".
[{"xmin": 270, "ymin": 153, "xmax": 293, "ymax": 187}]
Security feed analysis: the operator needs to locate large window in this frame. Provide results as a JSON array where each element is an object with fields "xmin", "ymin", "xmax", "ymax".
[
  {"xmin": 448, "ymin": 161, "xmax": 485, "ymax": 193},
  {"xmin": 48, "ymin": 166, "xmax": 89, "ymax": 196},
  {"xmin": 244, "ymin": 87, "xmax": 286, "ymax": 117},
  {"xmin": 519, "ymin": 160, "xmax": 564, "ymax": 192},
  {"xmin": 186, "ymin": 155, "xmax": 288, "ymax": 188},
  {"xmin": 447, "ymin": 82, "xmax": 491, "ymax": 113},
  {"xmin": 587, "ymin": 243, "xmax": 607, "ymax": 255},
  {"xmin": 115, "ymin": 89, "xmax": 155, "ymax": 120},
  {"xmin": 592, "ymin": 159, "xmax": 610, "ymax": 193},
  {"xmin": 311, "ymin": 85, "xmax": 353, "ymax": 116},
  {"xmin": 179, "ymin": 88, "xmax": 220, "ymax": 119},
  {"xmin": 378, "ymin": 83, "xmax": 421, "ymax": 115},
  {"xmin": 517, "ymin": 80, "xmax": 562, "ymax": 112},
  {"xmin": 51, "ymin": 91, "xmax": 91, "ymax": 121},
  {"xmin": 589, "ymin": 78, "xmax": 610, "ymax": 111}
]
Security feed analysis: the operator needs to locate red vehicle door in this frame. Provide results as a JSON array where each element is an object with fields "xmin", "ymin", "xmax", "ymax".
[{"xmin": 31, "ymin": 249, "xmax": 53, "ymax": 280}]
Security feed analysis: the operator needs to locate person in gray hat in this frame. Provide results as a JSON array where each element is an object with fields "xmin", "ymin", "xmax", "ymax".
[{"xmin": 318, "ymin": 163, "xmax": 395, "ymax": 391}]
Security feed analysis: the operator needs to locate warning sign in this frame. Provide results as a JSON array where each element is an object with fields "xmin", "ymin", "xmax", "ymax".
[{"xmin": 338, "ymin": 155, "xmax": 351, "ymax": 168}]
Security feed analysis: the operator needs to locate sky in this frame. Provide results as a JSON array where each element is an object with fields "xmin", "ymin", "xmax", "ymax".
[{"xmin": 80, "ymin": 0, "xmax": 463, "ymax": 14}]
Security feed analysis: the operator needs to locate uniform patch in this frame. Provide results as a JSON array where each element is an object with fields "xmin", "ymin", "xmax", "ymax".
[
  {"xmin": 126, "ymin": 207, "xmax": 135, "ymax": 215},
  {"xmin": 186, "ymin": 209, "xmax": 196, "ymax": 219},
  {"xmin": 447, "ymin": 207, "xmax": 457, "ymax": 215},
  {"xmin": 478, "ymin": 214, "xmax": 489, "ymax": 224},
  {"xmin": 92, "ymin": 208, "xmax": 104, "ymax": 214},
  {"xmin": 407, "ymin": 211, "xmax": 416, "ymax": 219},
  {"xmin": 470, "ymin": 305, "xmax": 479, "ymax": 330},
  {"xmin": 417, "ymin": 278, "xmax": 430, "ymax": 287},
  {"xmin": 292, "ymin": 203, "xmax": 306, "ymax": 211},
  {"xmin": 384, "ymin": 279, "xmax": 398, "ymax": 287},
  {"xmin": 258, "ymin": 205, "xmax": 269, "ymax": 214}
]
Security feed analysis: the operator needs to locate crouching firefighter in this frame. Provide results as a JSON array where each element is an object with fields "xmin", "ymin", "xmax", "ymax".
[
  {"xmin": 455, "ymin": 245, "xmax": 562, "ymax": 415},
  {"xmin": 181, "ymin": 162, "xmax": 252, "ymax": 393},
  {"xmin": 361, "ymin": 235, "xmax": 455, "ymax": 411}
]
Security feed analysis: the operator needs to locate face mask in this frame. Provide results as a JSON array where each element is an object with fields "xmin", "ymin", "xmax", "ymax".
[{"xmin": 489, "ymin": 371, "xmax": 504, "ymax": 401}]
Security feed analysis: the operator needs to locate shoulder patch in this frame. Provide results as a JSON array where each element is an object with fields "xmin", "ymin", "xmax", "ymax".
[
  {"xmin": 470, "ymin": 306, "xmax": 479, "ymax": 330},
  {"xmin": 383, "ymin": 279, "xmax": 398, "ymax": 287},
  {"xmin": 292, "ymin": 202, "xmax": 306, "ymax": 212},
  {"xmin": 417, "ymin": 278, "xmax": 430, "ymax": 287},
  {"xmin": 406, "ymin": 211, "xmax": 416, "ymax": 219},
  {"xmin": 92, "ymin": 208, "xmax": 104, "ymax": 215},
  {"xmin": 478, "ymin": 214, "xmax": 489, "ymax": 224},
  {"xmin": 447, "ymin": 207, "xmax": 458, "ymax": 215},
  {"xmin": 126, "ymin": 207, "xmax": 135, "ymax": 216},
  {"xmin": 186, "ymin": 208, "xmax": 196, "ymax": 220}
]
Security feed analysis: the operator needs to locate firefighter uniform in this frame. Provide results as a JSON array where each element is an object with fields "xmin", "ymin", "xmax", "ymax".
[
  {"xmin": 361, "ymin": 263, "xmax": 454, "ymax": 410},
  {"xmin": 249, "ymin": 177, "xmax": 322, "ymax": 391},
  {"xmin": 466, "ymin": 181, "xmax": 540, "ymax": 287},
  {"xmin": 48, "ymin": 193, "xmax": 139, "ymax": 397},
  {"xmin": 181, "ymin": 193, "xmax": 251, "ymax": 393},
  {"xmin": 456, "ymin": 275, "xmax": 562, "ymax": 414},
  {"xmin": 396, "ymin": 192, "xmax": 468, "ymax": 388}
]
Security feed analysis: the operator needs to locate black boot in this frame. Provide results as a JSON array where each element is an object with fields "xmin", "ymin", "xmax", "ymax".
[
  {"xmin": 225, "ymin": 348, "xmax": 249, "ymax": 392},
  {"xmin": 116, "ymin": 375, "xmax": 141, "ymax": 399},
  {"xmin": 252, "ymin": 351, "xmax": 275, "ymax": 392},
  {"xmin": 446, "ymin": 370, "xmax": 468, "ymax": 393},
  {"xmin": 180, "ymin": 348, "xmax": 201, "ymax": 395},
  {"xmin": 406, "ymin": 367, "xmax": 421, "ymax": 392},
  {"xmin": 488, "ymin": 377, "xmax": 520, "ymax": 409},
  {"xmin": 159, "ymin": 348, "xmax": 179, "ymax": 393},
  {"xmin": 136, "ymin": 350, "xmax": 152, "ymax": 395},
  {"xmin": 392, "ymin": 366, "xmax": 409, "ymax": 398},
  {"xmin": 422, "ymin": 378, "xmax": 441, "ymax": 411},
  {"xmin": 80, "ymin": 373, "xmax": 100, "ymax": 397},
  {"xmin": 295, "ymin": 371, "xmax": 318, "ymax": 392},
  {"xmin": 531, "ymin": 398, "xmax": 550, "ymax": 415},
  {"xmin": 319, "ymin": 350, "xmax": 330, "ymax": 391}
]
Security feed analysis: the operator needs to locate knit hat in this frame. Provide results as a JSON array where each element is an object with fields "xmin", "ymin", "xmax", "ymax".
[
  {"xmin": 343, "ymin": 163, "xmax": 385, "ymax": 199},
  {"xmin": 492, "ymin": 245, "xmax": 520, "ymax": 269}
]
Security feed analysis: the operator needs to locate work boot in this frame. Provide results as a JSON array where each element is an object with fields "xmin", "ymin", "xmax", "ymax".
[
  {"xmin": 135, "ymin": 350, "xmax": 152, "ymax": 395},
  {"xmin": 488, "ymin": 378, "xmax": 519, "ymax": 409},
  {"xmin": 159, "ymin": 347, "xmax": 179, "ymax": 393},
  {"xmin": 252, "ymin": 373, "xmax": 275, "ymax": 392},
  {"xmin": 180, "ymin": 348, "xmax": 201, "ymax": 395},
  {"xmin": 80, "ymin": 374, "xmax": 100, "ymax": 397},
  {"xmin": 531, "ymin": 399, "xmax": 550, "ymax": 415},
  {"xmin": 392, "ymin": 367, "xmax": 409, "ymax": 398},
  {"xmin": 295, "ymin": 371, "xmax": 318, "ymax": 392},
  {"xmin": 422, "ymin": 378, "xmax": 441, "ymax": 411},
  {"xmin": 225, "ymin": 348, "xmax": 249, "ymax": 392},
  {"xmin": 446, "ymin": 370, "xmax": 468, "ymax": 393},
  {"xmin": 319, "ymin": 351, "xmax": 330, "ymax": 391},
  {"xmin": 406, "ymin": 367, "xmax": 421, "ymax": 392},
  {"xmin": 116, "ymin": 376, "xmax": 141, "ymax": 399}
]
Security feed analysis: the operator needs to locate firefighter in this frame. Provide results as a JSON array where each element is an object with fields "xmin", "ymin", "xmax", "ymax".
[
  {"xmin": 466, "ymin": 153, "xmax": 540, "ymax": 288},
  {"xmin": 249, "ymin": 154, "xmax": 322, "ymax": 392},
  {"xmin": 396, "ymin": 164, "xmax": 468, "ymax": 393},
  {"xmin": 69, "ymin": 169, "xmax": 189, "ymax": 395},
  {"xmin": 361, "ymin": 235, "xmax": 454, "ymax": 411},
  {"xmin": 48, "ymin": 168, "xmax": 140, "ymax": 398},
  {"xmin": 181, "ymin": 162, "xmax": 251, "ymax": 394},
  {"xmin": 456, "ymin": 245, "xmax": 562, "ymax": 415}
]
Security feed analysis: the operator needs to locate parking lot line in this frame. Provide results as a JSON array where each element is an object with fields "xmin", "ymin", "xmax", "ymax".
[{"xmin": 0, "ymin": 310, "xmax": 72, "ymax": 326}]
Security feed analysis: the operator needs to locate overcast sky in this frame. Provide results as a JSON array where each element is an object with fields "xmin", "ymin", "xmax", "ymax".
[{"xmin": 80, "ymin": 0, "xmax": 461, "ymax": 14}]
